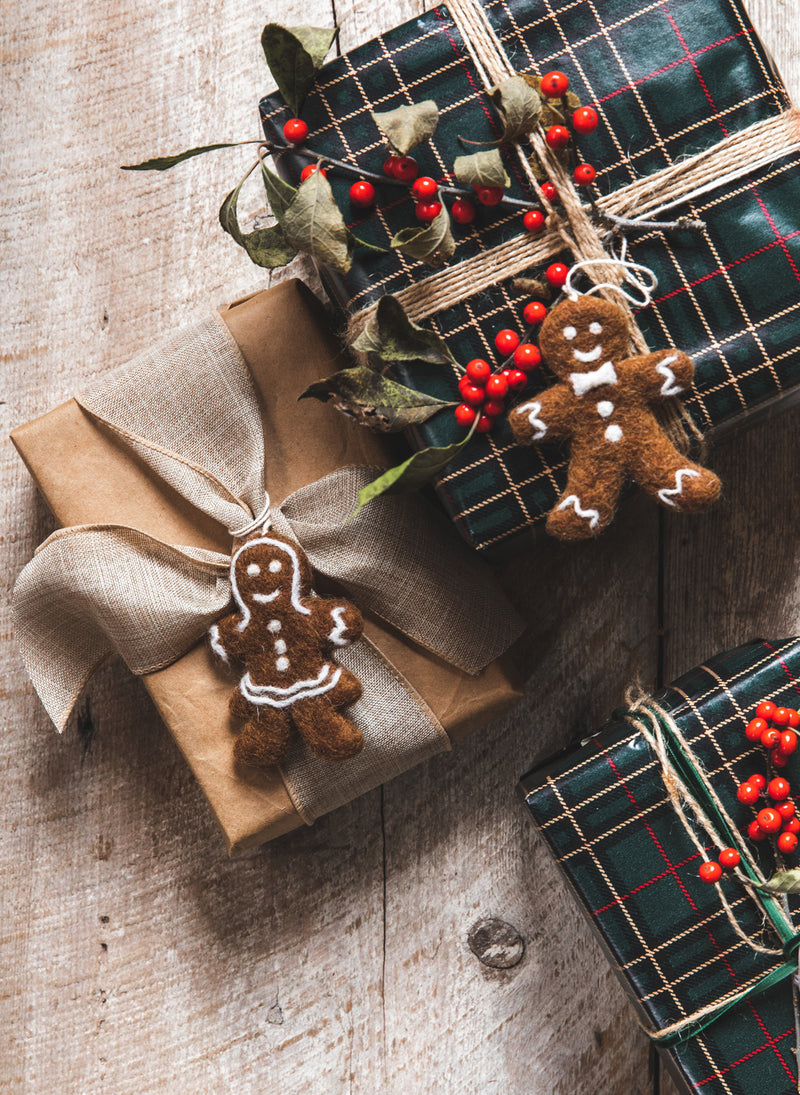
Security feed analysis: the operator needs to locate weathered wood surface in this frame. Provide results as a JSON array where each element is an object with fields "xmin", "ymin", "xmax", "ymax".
[{"xmin": 1, "ymin": 1, "xmax": 798, "ymax": 1092}]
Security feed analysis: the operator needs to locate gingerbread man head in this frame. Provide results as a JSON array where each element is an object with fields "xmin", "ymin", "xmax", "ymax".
[
  {"xmin": 538, "ymin": 297, "xmax": 630, "ymax": 381},
  {"xmin": 230, "ymin": 533, "xmax": 312, "ymax": 621}
]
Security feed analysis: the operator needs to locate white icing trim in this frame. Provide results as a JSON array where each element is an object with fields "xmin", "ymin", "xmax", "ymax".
[
  {"xmin": 556, "ymin": 494, "xmax": 601, "ymax": 529},
  {"xmin": 208, "ymin": 623, "xmax": 228, "ymax": 663},
  {"xmin": 517, "ymin": 400, "xmax": 547, "ymax": 440},
  {"xmin": 658, "ymin": 468, "xmax": 701, "ymax": 507},
  {"xmin": 328, "ymin": 606, "xmax": 350, "ymax": 646},
  {"xmin": 655, "ymin": 354, "xmax": 683, "ymax": 396},
  {"xmin": 231, "ymin": 536, "xmax": 312, "ymax": 632},
  {"xmin": 570, "ymin": 361, "xmax": 618, "ymax": 397},
  {"xmin": 239, "ymin": 664, "xmax": 342, "ymax": 708}
]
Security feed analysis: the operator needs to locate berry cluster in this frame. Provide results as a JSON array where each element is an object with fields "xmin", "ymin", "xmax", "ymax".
[{"xmin": 698, "ymin": 700, "xmax": 800, "ymax": 883}]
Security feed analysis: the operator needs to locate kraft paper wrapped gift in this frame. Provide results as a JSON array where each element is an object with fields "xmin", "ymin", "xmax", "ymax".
[
  {"xmin": 12, "ymin": 279, "xmax": 524, "ymax": 854},
  {"xmin": 261, "ymin": 0, "xmax": 800, "ymax": 554},
  {"xmin": 520, "ymin": 638, "xmax": 800, "ymax": 1095}
]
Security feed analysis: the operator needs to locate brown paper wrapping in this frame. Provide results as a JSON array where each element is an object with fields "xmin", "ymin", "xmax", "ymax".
[{"xmin": 12, "ymin": 280, "xmax": 523, "ymax": 854}]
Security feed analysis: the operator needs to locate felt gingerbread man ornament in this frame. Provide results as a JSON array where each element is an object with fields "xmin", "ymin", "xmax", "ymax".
[
  {"xmin": 209, "ymin": 529, "xmax": 365, "ymax": 768},
  {"xmin": 508, "ymin": 295, "xmax": 720, "ymax": 540}
]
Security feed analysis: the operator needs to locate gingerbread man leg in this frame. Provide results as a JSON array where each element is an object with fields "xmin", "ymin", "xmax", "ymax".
[
  {"xmin": 629, "ymin": 433, "xmax": 720, "ymax": 513},
  {"xmin": 546, "ymin": 448, "xmax": 625, "ymax": 541},
  {"xmin": 233, "ymin": 709, "xmax": 292, "ymax": 767},
  {"xmin": 290, "ymin": 693, "xmax": 364, "ymax": 760}
]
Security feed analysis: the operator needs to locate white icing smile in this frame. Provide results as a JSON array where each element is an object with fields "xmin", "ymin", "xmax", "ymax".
[
  {"xmin": 573, "ymin": 344, "xmax": 603, "ymax": 363},
  {"xmin": 253, "ymin": 589, "xmax": 280, "ymax": 603}
]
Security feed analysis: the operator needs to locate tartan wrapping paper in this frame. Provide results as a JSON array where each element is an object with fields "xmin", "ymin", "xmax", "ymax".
[
  {"xmin": 520, "ymin": 638, "xmax": 800, "ymax": 1095},
  {"xmin": 260, "ymin": 0, "xmax": 800, "ymax": 554}
]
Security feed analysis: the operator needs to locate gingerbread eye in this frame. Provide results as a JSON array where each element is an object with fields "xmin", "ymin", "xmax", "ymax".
[
  {"xmin": 563, "ymin": 326, "xmax": 577, "ymax": 341},
  {"xmin": 246, "ymin": 563, "xmax": 260, "ymax": 577},
  {"xmin": 269, "ymin": 559, "xmax": 282, "ymax": 573},
  {"xmin": 589, "ymin": 322, "xmax": 602, "ymax": 334}
]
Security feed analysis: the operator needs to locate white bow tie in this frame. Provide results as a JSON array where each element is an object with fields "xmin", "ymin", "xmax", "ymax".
[{"xmin": 570, "ymin": 360, "xmax": 618, "ymax": 397}]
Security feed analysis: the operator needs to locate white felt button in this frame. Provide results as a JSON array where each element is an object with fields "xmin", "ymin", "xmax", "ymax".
[
  {"xmin": 267, "ymin": 620, "xmax": 281, "ymax": 633},
  {"xmin": 274, "ymin": 639, "xmax": 287, "ymax": 655},
  {"xmin": 596, "ymin": 400, "xmax": 614, "ymax": 418},
  {"xmin": 605, "ymin": 424, "xmax": 623, "ymax": 443},
  {"xmin": 276, "ymin": 656, "xmax": 290, "ymax": 672}
]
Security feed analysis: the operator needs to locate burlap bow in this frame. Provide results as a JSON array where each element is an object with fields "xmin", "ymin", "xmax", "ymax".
[{"xmin": 12, "ymin": 312, "xmax": 524, "ymax": 820}]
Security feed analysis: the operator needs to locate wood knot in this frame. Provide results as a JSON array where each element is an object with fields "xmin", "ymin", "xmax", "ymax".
[{"xmin": 467, "ymin": 918, "xmax": 525, "ymax": 969}]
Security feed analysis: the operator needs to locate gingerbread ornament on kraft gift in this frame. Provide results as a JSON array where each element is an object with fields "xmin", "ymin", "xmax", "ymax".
[
  {"xmin": 209, "ymin": 502, "xmax": 365, "ymax": 769},
  {"xmin": 509, "ymin": 254, "xmax": 721, "ymax": 541}
]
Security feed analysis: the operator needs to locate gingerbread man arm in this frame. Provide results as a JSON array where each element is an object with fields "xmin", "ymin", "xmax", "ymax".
[
  {"xmin": 309, "ymin": 598, "xmax": 363, "ymax": 647},
  {"xmin": 619, "ymin": 349, "xmax": 694, "ymax": 403},
  {"xmin": 508, "ymin": 385, "xmax": 575, "ymax": 445},
  {"xmin": 208, "ymin": 612, "xmax": 249, "ymax": 664}
]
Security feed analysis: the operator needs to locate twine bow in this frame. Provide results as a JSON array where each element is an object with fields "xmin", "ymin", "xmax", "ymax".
[{"xmin": 12, "ymin": 311, "xmax": 524, "ymax": 821}]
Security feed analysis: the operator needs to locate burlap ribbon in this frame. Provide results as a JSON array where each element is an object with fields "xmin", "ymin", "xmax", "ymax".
[{"xmin": 12, "ymin": 312, "xmax": 524, "ymax": 821}]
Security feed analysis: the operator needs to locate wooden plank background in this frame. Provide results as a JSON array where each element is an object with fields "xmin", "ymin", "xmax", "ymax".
[{"xmin": 2, "ymin": 1, "xmax": 799, "ymax": 1091}]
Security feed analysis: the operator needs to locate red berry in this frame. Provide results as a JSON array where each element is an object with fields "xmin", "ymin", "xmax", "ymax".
[
  {"xmin": 505, "ymin": 369, "xmax": 528, "ymax": 391},
  {"xmin": 451, "ymin": 198, "xmax": 476, "ymax": 225},
  {"xmin": 748, "ymin": 820, "xmax": 767, "ymax": 841},
  {"xmin": 454, "ymin": 403, "xmax": 477, "ymax": 427},
  {"xmin": 541, "ymin": 181, "xmax": 560, "ymax": 204},
  {"xmin": 757, "ymin": 807, "xmax": 782, "ymax": 833},
  {"xmin": 789, "ymin": 709, "xmax": 800, "ymax": 728},
  {"xmin": 514, "ymin": 343, "xmax": 542, "ymax": 371},
  {"xmin": 415, "ymin": 200, "xmax": 442, "ymax": 223},
  {"xmin": 350, "ymin": 180, "xmax": 376, "ymax": 208},
  {"xmin": 283, "ymin": 117, "xmax": 309, "ymax": 144},
  {"xmin": 774, "ymin": 707, "xmax": 792, "ymax": 726},
  {"xmin": 466, "ymin": 358, "xmax": 492, "ymax": 385},
  {"xmin": 384, "ymin": 156, "xmax": 401, "ymax": 177},
  {"xmin": 737, "ymin": 782, "xmax": 759, "ymax": 805},
  {"xmin": 761, "ymin": 727, "xmax": 781, "ymax": 749},
  {"xmin": 494, "ymin": 329, "xmax": 520, "ymax": 356},
  {"xmin": 300, "ymin": 164, "xmax": 326, "ymax": 182},
  {"xmin": 780, "ymin": 731, "xmax": 798, "ymax": 755},
  {"xmin": 393, "ymin": 156, "xmax": 419, "ymax": 182},
  {"xmin": 785, "ymin": 817, "xmax": 800, "ymax": 833},
  {"xmin": 756, "ymin": 700, "xmax": 777, "ymax": 720},
  {"xmin": 475, "ymin": 414, "xmax": 493, "ymax": 433},
  {"xmin": 778, "ymin": 800, "xmax": 796, "ymax": 818},
  {"xmin": 768, "ymin": 777, "xmax": 791, "ymax": 801},
  {"xmin": 773, "ymin": 750, "xmax": 790, "ymax": 768},
  {"xmin": 745, "ymin": 717, "xmax": 768, "ymax": 741},
  {"xmin": 541, "ymin": 71, "xmax": 569, "ymax": 98},
  {"xmin": 572, "ymin": 106, "xmax": 599, "ymax": 135},
  {"xmin": 779, "ymin": 831, "xmax": 799, "ymax": 854},
  {"xmin": 718, "ymin": 848, "xmax": 740, "ymax": 869},
  {"xmin": 749, "ymin": 774, "xmax": 766, "ymax": 791},
  {"xmin": 573, "ymin": 163, "xmax": 597, "ymax": 186},
  {"xmin": 545, "ymin": 125, "xmax": 570, "ymax": 150},
  {"xmin": 698, "ymin": 861, "xmax": 722, "ymax": 883},
  {"xmin": 460, "ymin": 383, "xmax": 486, "ymax": 407},
  {"xmin": 475, "ymin": 185, "xmax": 504, "ymax": 206},
  {"xmin": 523, "ymin": 301, "xmax": 548, "ymax": 327},
  {"xmin": 546, "ymin": 262, "xmax": 570, "ymax": 289},
  {"xmin": 483, "ymin": 399, "xmax": 505, "ymax": 417},
  {"xmin": 412, "ymin": 176, "xmax": 438, "ymax": 200},
  {"xmin": 486, "ymin": 374, "xmax": 509, "ymax": 399},
  {"xmin": 523, "ymin": 209, "xmax": 545, "ymax": 233}
]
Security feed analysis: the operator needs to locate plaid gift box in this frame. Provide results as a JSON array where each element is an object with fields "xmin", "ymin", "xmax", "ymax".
[
  {"xmin": 260, "ymin": 0, "xmax": 800, "ymax": 555},
  {"xmin": 520, "ymin": 638, "xmax": 800, "ymax": 1095}
]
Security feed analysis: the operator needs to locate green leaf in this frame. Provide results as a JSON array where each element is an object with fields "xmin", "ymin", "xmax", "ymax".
[
  {"xmin": 371, "ymin": 101, "xmax": 439, "ymax": 155},
  {"xmin": 261, "ymin": 23, "xmax": 337, "ymax": 115},
  {"xmin": 219, "ymin": 165, "xmax": 298, "ymax": 268},
  {"xmin": 488, "ymin": 75, "xmax": 542, "ymax": 141},
  {"xmin": 121, "ymin": 142, "xmax": 256, "ymax": 171},
  {"xmin": 299, "ymin": 366, "xmax": 453, "ymax": 431},
  {"xmin": 754, "ymin": 869, "xmax": 800, "ymax": 894},
  {"xmin": 352, "ymin": 296, "xmax": 453, "ymax": 365},
  {"xmin": 261, "ymin": 162, "xmax": 297, "ymax": 220},
  {"xmin": 453, "ymin": 149, "xmax": 509, "ymax": 189},
  {"xmin": 351, "ymin": 437, "xmax": 471, "ymax": 517},
  {"xmin": 281, "ymin": 168, "xmax": 354, "ymax": 273},
  {"xmin": 390, "ymin": 206, "xmax": 455, "ymax": 267}
]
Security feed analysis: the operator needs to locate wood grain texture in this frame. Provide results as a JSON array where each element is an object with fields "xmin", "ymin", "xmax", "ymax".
[{"xmin": 1, "ymin": 1, "xmax": 798, "ymax": 1092}]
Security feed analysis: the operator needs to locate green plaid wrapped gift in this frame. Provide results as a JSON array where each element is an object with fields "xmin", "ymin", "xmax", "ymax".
[
  {"xmin": 261, "ymin": 0, "xmax": 800, "ymax": 554},
  {"xmin": 520, "ymin": 638, "xmax": 800, "ymax": 1095}
]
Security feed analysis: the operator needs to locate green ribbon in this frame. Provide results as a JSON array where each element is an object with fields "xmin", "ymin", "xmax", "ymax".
[{"xmin": 619, "ymin": 703, "xmax": 800, "ymax": 1048}]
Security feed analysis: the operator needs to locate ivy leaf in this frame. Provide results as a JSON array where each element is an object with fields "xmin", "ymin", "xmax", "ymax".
[
  {"xmin": 219, "ymin": 166, "xmax": 298, "ymax": 268},
  {"xmin": 261, "ymin": 163, "xmax": 297, "ymax": 220},
  {"xmin": 453, "ymin": 149, "xmax": 509, "ymax": 189},
  {"xmin": 351, "ymin": 437, "xmax": 471, "ymax": 517},
  {"xmin": 352, "ymin": 295, "xmax": 453, "ymax": 365},
  {"xmin": 280, "ymin": 168, "xmax": 355, "ymax": 273},
  {"xmin": 488, "ymin": 75, "xmax": 542, "ymax": 141},
  {"xmin": 299, "ymin": 366, "xmax": 453, "ymax": 431},
  {"xmin": 390, "ymin": 206, "xmax": 455, "ymax": 267},
  {"xmin": 753, "ymin": 869, "xmax": 800, "ymax": 894},
  {"xmin": 261, "ymin": 23, "xmax": 337, "ymax": 116},
  {"xmin": 122, "ymin": 141, "xmax": 257, "ymax": 171},
  {"xmin": 371, "ymin": 101, "xmax": 439, "ymax": 155}
]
